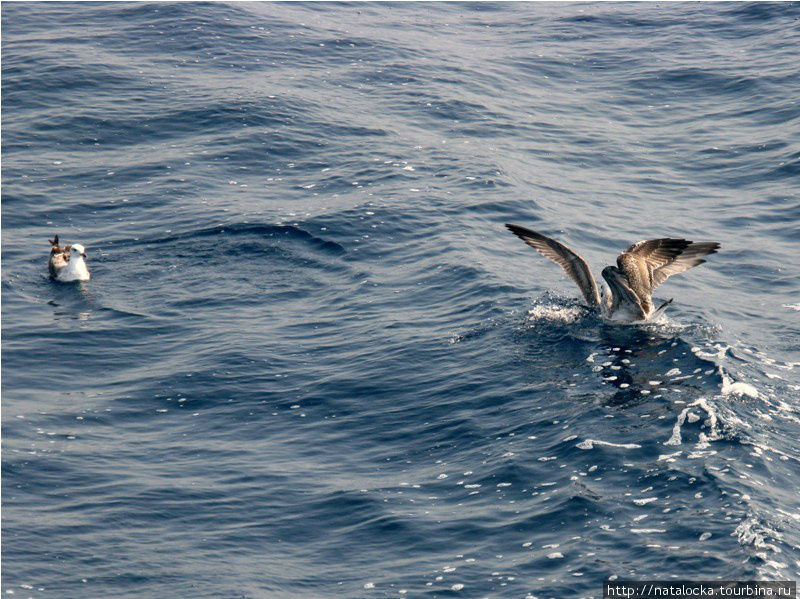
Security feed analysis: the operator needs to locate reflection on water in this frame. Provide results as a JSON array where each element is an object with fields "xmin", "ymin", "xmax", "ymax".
[{"xmin": 47, "ymin": 280, "xmax": 94, "ymax": 321}]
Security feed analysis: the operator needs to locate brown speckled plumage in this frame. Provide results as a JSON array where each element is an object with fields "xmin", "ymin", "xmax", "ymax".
[{"xmin": 48, "ymin": 235, "xmax": 71, "ymax": 279}]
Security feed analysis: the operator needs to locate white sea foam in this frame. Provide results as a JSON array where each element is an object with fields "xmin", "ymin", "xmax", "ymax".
[
  {"xmin": 735, "ymin": 517, "xmax": 782, "ymax": 564},
  {"xmin": 720, "ymin": 367, "xmax": 759, "ymax": 398},
  {"xmin": 658, "ymin": 451, "xmax": 681, "ymax": 462},
  {"xmin": 577, "ymin": 439, "xmax": 641, "ymax": 450},
  {"xmin": 665, "ymin": 397, "xmax": 720, "ymax": 447},
  {"xmin": 631, "ymin": 528, "xmax": 666, "ymax": 534},
  {"xmin": 527, "ymin": 304, "xmax": 584, "ymax": 323},
  {"xmin": 633, "ymin": 497, "xmax": 658, "ymax": 506},
  {"xmin": 692, "ymin": 343, "xmax": 729, "ymax": 361}
]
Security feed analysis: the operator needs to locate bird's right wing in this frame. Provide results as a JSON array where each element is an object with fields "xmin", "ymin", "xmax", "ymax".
[
  {"xmin": 650, "ymin": 242, "xmax": 721, "ymax": 289},
  {"xmin": 505, "ymin": 224, "xmax": 601, "ymax": 307},
  {"xmin": 620, "ymin": 238, "xmax": 720, "ymax": 291}
]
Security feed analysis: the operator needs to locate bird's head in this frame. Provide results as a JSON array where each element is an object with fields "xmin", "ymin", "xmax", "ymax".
[
  {"xmin": 601, "ymin": 265, "xmax": 620, "ymax": 279},
  {"xmin": 70, "ymin": 244, "xmax": 87, "ymax": 259},
  {"xmin": 601, "ymin": 265, "xmax": 627, "ymax": 292}
]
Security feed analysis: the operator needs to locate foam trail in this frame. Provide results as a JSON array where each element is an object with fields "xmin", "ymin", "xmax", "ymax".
[
  {"xmin": 665, "ymin": 398, "xmax": 721, "ymax": 447},
  {"xmin": 577, "ymin": 439, "xmax": 641, "ymax": 450},
  {"xmin": 720, "ymin": 367, "xmax": 759, "ymax": 399}
]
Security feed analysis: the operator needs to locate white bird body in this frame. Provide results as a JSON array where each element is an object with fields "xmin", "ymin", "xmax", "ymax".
[
  {"xmin": 48, "ymin": 236, "xmax": 91, "ymax": 282},
  {"xmin": 506, "ymin": 224, "xmax": 719, "ymax": 323}
]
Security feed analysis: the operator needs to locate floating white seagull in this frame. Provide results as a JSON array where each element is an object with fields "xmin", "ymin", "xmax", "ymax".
[
  {"xmin": 48, "ymin": 235, "xmax": 91, "ymax": 282},
  {"xmin": 506, "ymin": 224, "xmax": 720, "ymax": 323}
]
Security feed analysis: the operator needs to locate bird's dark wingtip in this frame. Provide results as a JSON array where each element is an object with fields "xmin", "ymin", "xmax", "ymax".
[
  {"xmin": 505, "ymin": 223, "xmax": 529, "ymax": 238},
  {"xmin": 696, "ymin": 241, "xmax": 721, "ymax": 255}
]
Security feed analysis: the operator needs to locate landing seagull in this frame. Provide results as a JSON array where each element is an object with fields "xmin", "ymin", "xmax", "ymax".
[
  {"xmin": 49, "ymin": 235, "xmax": 91, "ymax": 282},
  {"xmin": 506, "ymin": 224, "xmax": 719, "ymax": 323}
]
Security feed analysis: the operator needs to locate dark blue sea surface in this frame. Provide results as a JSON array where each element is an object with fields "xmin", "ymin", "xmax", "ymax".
[{"xmin": 3, "ymin": 2, "xmax": 800, "ymax": 597}]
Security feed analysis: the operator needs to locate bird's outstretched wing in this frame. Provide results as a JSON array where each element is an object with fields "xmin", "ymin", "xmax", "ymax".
[
  {"xmin": 506, "ymin": 224, "xmax": 601, "ymax": 307},
  {"xmin": 619, "ymin": 238, "xmax": 720, "ymax": 294}
]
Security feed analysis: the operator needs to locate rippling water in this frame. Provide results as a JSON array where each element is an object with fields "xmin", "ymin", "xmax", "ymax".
[{"xmin": 3, "ymin": 3, "xmax": 800, "ymax": 597}]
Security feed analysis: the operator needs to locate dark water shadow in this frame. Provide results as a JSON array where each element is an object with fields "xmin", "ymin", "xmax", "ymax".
[{"xmin": 596, "ymin": 323, "xmax": 722, "ymax": 407}]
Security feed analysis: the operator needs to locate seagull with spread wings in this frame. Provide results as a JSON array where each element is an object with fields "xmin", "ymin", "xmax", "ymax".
[{"xmin": 505, "ymin": 224, "xmax": 720, "ymax": 323}]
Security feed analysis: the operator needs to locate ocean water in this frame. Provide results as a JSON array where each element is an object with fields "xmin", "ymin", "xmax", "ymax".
[{"xmin": 2, "ymin": 2, "xmax": 800, "ymax": 597}]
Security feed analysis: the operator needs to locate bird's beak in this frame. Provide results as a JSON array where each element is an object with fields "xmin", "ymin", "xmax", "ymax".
[{"xmin": 81, "ymin": 252, "xmax": 87, "ymax": 259}]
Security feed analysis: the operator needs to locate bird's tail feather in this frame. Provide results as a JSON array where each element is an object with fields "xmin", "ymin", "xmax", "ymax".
[{"xmin": 652, "ymin": 298, "xmax": 673, "ymax": 319}]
